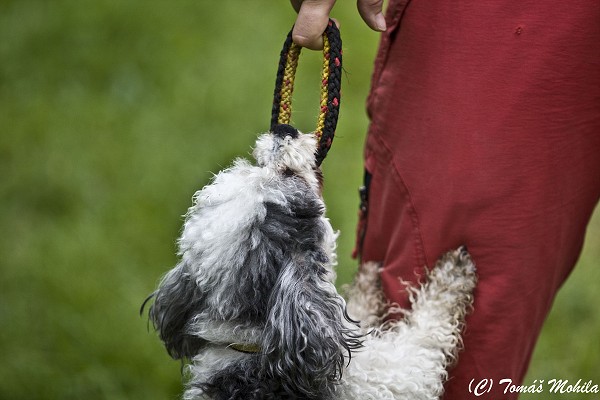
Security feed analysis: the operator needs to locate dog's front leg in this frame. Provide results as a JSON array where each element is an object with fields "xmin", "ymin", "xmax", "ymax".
[
  {"xmin": 406, "ymin": 247, "xmax": 476, "ymax": 361},
  {"xmin": 394, "ymin": 246, "xmax": 477, "ymax": 399},
  {"xmin": 344, "ymin": 262, "xmax": 388, "ymax": 330},
  {"xmin": 339, "ymin": 247, "xmax": 476, "ymax": 400}
]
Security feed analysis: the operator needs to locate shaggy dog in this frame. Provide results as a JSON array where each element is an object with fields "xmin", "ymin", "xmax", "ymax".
[{"xmin": 145, "ymin": 124, "xmax": 477, "ymax": 400}]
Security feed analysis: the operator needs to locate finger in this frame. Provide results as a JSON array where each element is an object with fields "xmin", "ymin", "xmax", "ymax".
[
  {"xmin": 357, "ymin": 0, "xmax": 386, "ymax": 32},
  {"xmin": 292, "ymin": 0, "xmax": 337, "ymax": 50}
]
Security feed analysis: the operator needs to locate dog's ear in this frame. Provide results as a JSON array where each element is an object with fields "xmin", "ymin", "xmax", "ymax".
[
  {"xmin": 144, "ymin": 262, "xmax": 206, "ymax": 359},
  {"xmin": 260, "ymin": 251, "xmax": 362, "ymax": 398}
]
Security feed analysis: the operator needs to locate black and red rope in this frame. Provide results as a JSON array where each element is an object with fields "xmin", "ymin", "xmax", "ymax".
[{"xmin": 271, "ymin": 20, "xmax": 342, "ymax": 166}]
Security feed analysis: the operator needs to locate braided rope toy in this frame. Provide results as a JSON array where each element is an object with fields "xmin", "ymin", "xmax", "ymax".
[{"xmin": 271, "ymin": 20, "xmax": 342, "ymax": 166}]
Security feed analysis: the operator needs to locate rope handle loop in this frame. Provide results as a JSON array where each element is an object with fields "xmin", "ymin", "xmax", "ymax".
[{"xmin": 271, "ymin": 20, "xmax": 342, "ymax": 166}]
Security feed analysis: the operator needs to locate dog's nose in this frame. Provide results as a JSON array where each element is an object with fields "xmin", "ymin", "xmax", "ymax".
[{"xmin": 272, "ymin": 123, "xmax": 299, "ymax": 139}]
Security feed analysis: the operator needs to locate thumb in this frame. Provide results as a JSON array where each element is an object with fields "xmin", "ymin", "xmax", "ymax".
[
  {"xmin": 357, "ymin": 0, "xmax": 387, "ymax": 32},
  {"xmin": 292, "ymin": 0, "xmax": 337, "ymax": 50}
]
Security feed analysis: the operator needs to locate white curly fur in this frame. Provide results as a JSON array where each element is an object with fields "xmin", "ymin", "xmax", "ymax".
[
  {"xmin": 148, "ymin": 127, "xmax": 477, "ymax": 400},
  {"xmin": 339, "ymin": 253, "xmax": 476, "ymax": 400}
]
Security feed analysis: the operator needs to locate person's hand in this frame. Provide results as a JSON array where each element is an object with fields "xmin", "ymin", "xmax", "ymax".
[{"xmin": 290, "ymin": 0, "xmax": 387, "ymax": 50}]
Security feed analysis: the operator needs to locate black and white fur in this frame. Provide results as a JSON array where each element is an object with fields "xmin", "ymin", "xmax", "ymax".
[{"xmin": 145, "ymin": 124, "xmax": 477, "ymax": 400}]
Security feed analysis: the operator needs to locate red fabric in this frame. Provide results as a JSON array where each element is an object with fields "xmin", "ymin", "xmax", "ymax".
[{"xmin": 360, "ymin": 1, "xmax": 600, "ymax": 399}]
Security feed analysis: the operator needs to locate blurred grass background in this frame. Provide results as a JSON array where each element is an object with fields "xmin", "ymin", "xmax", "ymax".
[{"xmin": 0, "ymin": 1, "xmax": 597, "ymax": 399}]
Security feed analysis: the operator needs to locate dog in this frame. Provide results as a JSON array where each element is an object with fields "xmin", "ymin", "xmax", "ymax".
[{"xmin": 145, "ymin": 124, "xmax": 477, "ymax": 400}]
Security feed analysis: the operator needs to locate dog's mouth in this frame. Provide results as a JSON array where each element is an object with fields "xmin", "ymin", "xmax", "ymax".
[{"xmin": 252, "ymin": 124, "xmax": 325, "ymax": 195}]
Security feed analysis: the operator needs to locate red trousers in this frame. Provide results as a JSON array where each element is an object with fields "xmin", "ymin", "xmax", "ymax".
[{"xmin": 359, "ymin": 1, "xmax": 600, "ymax": 399}]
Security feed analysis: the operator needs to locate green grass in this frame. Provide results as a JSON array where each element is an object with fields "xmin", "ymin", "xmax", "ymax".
[
  {"xmin": 521, "ymin": 214, "xmax": 600, "ymax": 399},
  {"xmin": 1, "ymin": 1, "xmax": 598, "ymax": 399}
]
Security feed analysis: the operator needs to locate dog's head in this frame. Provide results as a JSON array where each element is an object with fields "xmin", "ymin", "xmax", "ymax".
[
  {"xmin": 253, "ymin": 124, "xmax": 323, "ymax": 193},
  {"xmin": 147, "ymin": 126, "xmax": 361, "ymax": 398}
]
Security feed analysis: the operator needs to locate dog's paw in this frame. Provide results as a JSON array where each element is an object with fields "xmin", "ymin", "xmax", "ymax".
[
  {"xmin": 424, "ymin": 246, "xmax": 477, "ymax": 305},
  {"xmin": 434, "ymin": 245, "xmax": 476, "ymax": 279}
]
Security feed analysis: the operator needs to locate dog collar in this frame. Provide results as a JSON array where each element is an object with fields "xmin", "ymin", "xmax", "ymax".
[{"xmin": 229, "ymin": 342, "xmax": 261, "ymax": 354}]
